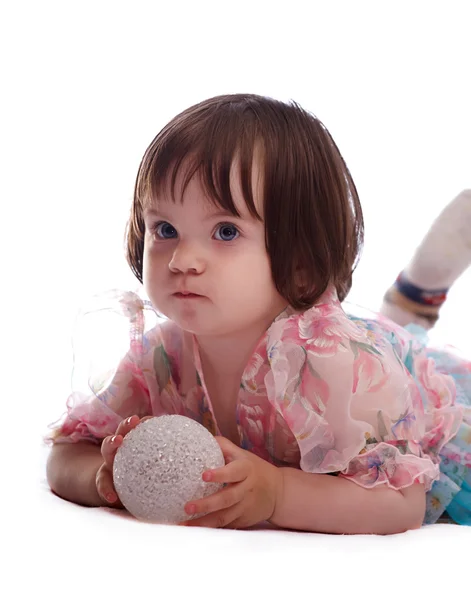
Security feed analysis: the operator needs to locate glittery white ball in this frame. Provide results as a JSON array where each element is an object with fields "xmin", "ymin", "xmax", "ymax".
[{"xmin": 113, "ymin": 415, "xmax": 225, "ymax": 524}]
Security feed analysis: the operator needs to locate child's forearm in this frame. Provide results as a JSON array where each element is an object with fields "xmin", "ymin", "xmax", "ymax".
[
  {"xmin": 270, "ymin": 467, "xmax": 426, "ymax": 535},
  {"xmin": 46, "ymin": 442, "xmax": 107, "ymax": 507}
]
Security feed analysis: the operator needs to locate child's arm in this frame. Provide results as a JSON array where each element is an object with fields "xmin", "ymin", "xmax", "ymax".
[
  {"xmin": 46, "ymin": 352, "xmax": 152, "ymax": 506},
  {"xmin": 46, "ymin": 292, "xmax": 158, "ymax": 507},
  {"xmin": 46, "ymin": 441, "xmax": 105, "ymax": 507},
  {"xmin": 270, "ymin": 468, "xmax": 426, "ymax": 534},
  {"xmin": 264, "ymin": 301, "xmax": 449, "ymax": 535},
  {"xmin": 47, "ymin": 415, "xmax": 146, "ymax": 507}
]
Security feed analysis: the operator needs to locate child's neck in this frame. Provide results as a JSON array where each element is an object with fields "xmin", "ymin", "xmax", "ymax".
[{"xmin": 195, "ymin": 323, "xmax": 267, "ymax": 381}]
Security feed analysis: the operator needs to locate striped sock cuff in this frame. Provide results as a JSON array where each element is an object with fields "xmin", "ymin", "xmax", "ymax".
[{"xmin": 394, "ymin": 272, "xmax": 449, "ymax": 308}]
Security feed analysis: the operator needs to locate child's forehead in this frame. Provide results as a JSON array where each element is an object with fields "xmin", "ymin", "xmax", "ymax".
[
  {"xmin": 147, "ymin": 190, "xmax": 255, "ymax": 221},
  {"xmin": 146, "ymin": 161, "xmax": 264, "ymax": 219}
]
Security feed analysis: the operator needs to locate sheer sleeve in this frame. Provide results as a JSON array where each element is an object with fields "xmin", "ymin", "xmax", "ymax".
[
  {"xmin": 44, "ymin": 290, "xmax": 160, "ymax": 445},
  {"xmin": 264, "ymin": 291, "xmax": 462, "ymax": 492}
]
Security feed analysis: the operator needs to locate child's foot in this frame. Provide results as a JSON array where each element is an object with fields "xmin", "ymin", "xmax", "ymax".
[{"xmin": 380, "ymin": 189, "xmax": 471, "ymax": 330}]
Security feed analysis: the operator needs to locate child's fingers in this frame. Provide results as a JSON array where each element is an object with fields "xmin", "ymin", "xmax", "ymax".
[
  {"xmin": 98, "ymin": 416, "xmax": 154, "ymax": 507},
  {"xmin": 96, "ymin": 464, "xmax": 121, "ymax": 506},
  {"xmin": 185, "ymin": 479, "xmax": 247, "ymax": 520},
  {"xmin": 101, "ymin": 415, "xmax": 139, "ymax": 466},
  {"xmin": 116, "ymin": 415, "xmax": 141, "ymax": 437},
  {"xmin": 203, "ymin": 459, "xmax": 251, "ymax": 484},
  {"xmin": 101, "ymin": 434, "xmax": 123, "ymax": 469},
  {"xmin": 97, "ymin": 415, "xmax": 153, "ymax": 507},
  {"xmin": 140, "ymin": 416, "xmax": 154, "ymax": 424},
  {"xmin": 214, "ymin": 436, "xmax": 246, "ymax": 463},
  {"xmin": 101, "ymin": 415, "xmax": 150, "ymax": 469}
]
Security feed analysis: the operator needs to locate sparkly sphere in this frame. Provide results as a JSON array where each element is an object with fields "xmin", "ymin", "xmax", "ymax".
[{"xmin": 113, "ymin": 415, "xmax": 225, "ymax": 524}]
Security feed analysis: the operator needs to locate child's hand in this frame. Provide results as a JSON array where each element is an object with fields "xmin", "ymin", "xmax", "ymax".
[
  {"xmin": 95, "ymin": 415, "xmax": 153, "ymax": 507},
  {"xmin": 181, "ymin": 437, "xmax": 283, "ymax": 529}
]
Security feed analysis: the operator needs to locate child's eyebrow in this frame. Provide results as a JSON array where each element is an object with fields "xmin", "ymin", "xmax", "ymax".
[
  {"xmin": 143, "ymin": 207, "xmax": 245, "ymax": 222},
  {"xmin": 203, "ymin": 209, "xmax": 244, "ymax": 221},
  {"xmin": 142, "ymin": 208, "xmax": 163, "ymax": 219}
]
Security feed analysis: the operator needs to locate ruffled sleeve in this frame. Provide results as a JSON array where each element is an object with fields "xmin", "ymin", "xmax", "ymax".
[
  {"xmin": 44, "ymin": 290, "xmax": 160, "ymax": 445},
  {"xmin": 264, "ymin": 289, "xmax": 463, "ymax": 492}
]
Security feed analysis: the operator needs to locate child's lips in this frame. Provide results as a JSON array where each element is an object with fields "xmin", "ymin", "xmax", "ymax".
[{"xmin": 173, "ymin": 292, "xmax": 204, "ymax": 299}]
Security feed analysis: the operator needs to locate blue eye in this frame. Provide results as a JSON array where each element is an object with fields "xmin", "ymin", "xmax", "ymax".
[
  {"xmin": 154, "ymin": 222, "xmax": 177, "ymax": 239},
  {"xmin": 214, "ymin": 223, "xmax": 239, "ymax": 242}
]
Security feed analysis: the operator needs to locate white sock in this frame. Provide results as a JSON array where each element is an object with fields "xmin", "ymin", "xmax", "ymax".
[
  {"xmin": 404, "ymin": 189, "xmax": 471, "ymax": 289},
  {"xmin": 380, "ymin": 189, "xmax": 471, "ymax": 328}
]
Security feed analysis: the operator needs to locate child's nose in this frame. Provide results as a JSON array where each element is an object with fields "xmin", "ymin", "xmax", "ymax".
[{"xmin": 168, "ymin": 241, "xmax": 206, "ymax": 274}]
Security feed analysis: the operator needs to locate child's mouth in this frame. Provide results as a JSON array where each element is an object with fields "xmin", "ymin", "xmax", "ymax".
[{"xmin": 174, "ymin": 292, "xmax": 203, "ymax": 299}]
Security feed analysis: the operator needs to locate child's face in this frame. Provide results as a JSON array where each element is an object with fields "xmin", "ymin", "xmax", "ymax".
[{"xmin": 142, "ymin": 163, "xmax": 287, "ymax": 338}]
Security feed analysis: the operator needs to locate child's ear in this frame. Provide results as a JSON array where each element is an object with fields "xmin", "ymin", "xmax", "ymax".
[
  {"xmin": 294, "ymin": 264, "xmax": 310, "ymax": 294},
  {"xmin": 293, "ymin": 264, "xmax": 302, "ymax": 284}
]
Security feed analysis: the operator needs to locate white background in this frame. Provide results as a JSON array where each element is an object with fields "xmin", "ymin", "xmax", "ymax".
[{"xmin": 2, "ymin": 1, "xmax": 470, "ymax": 594}]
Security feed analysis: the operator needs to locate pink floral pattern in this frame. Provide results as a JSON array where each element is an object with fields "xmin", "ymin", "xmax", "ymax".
[{"xmin": 45, "ymin": 287, "xmax": 470, "ymax": 524}]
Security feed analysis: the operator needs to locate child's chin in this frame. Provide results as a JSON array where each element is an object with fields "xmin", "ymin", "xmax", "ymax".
[{"xmin": 171, "ymin": 315, "xmax": 215, "ymax": 336}]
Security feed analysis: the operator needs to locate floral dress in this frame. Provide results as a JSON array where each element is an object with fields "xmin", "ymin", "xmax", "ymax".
[{"xmin": 45, "ymin": 287, "xmax": 471, "ymax": 526}]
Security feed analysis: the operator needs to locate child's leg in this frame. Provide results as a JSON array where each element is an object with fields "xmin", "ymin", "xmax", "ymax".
[{"xmin": 380, "ymin": 189, "xmax": 471, "ymax": 329}]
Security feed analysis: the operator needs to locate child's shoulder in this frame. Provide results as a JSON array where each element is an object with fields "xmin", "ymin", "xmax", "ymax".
[
  {"xmin": 267, "ymin": 285, "xmax": 416, "ymax": 357},
  {"xmin": 268, "ymin": 286, "xmax": 372, "ymax": 340}
]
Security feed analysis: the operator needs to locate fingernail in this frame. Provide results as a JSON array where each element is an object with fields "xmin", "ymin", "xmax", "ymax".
[
  {"xmin": 186, "ymin": 504, "xmax": 196, "ymax": 514},
  {"xmin": 203, "ymin": 471, "xmax": 212, "ymax": 481},
  {"xmin": 110, "ymin": 435, "xmax": 117, "ymax": 444},
  {"xmin": 127, "ymin": 417, "xmax": 133, "ymax": 424},
  {"xmin": 106, "ymin": 493, "xmax": 117, "ymax": 503}
]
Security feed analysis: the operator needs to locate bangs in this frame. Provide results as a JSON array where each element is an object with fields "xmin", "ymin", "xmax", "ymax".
[{"xmin": 136, "ymin": 105, "xmax": 263, "ymax": 220}]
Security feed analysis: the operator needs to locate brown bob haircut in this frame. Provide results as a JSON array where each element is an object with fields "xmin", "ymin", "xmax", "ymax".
[{"xmin": 126, "ymin": 93, "xmax": 364, "ymax": 310}]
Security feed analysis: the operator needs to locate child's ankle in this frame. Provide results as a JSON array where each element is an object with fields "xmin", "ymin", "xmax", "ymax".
[{"xmin": 380, "ymin": 271, "xmax": 448, "ymax": 329}]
